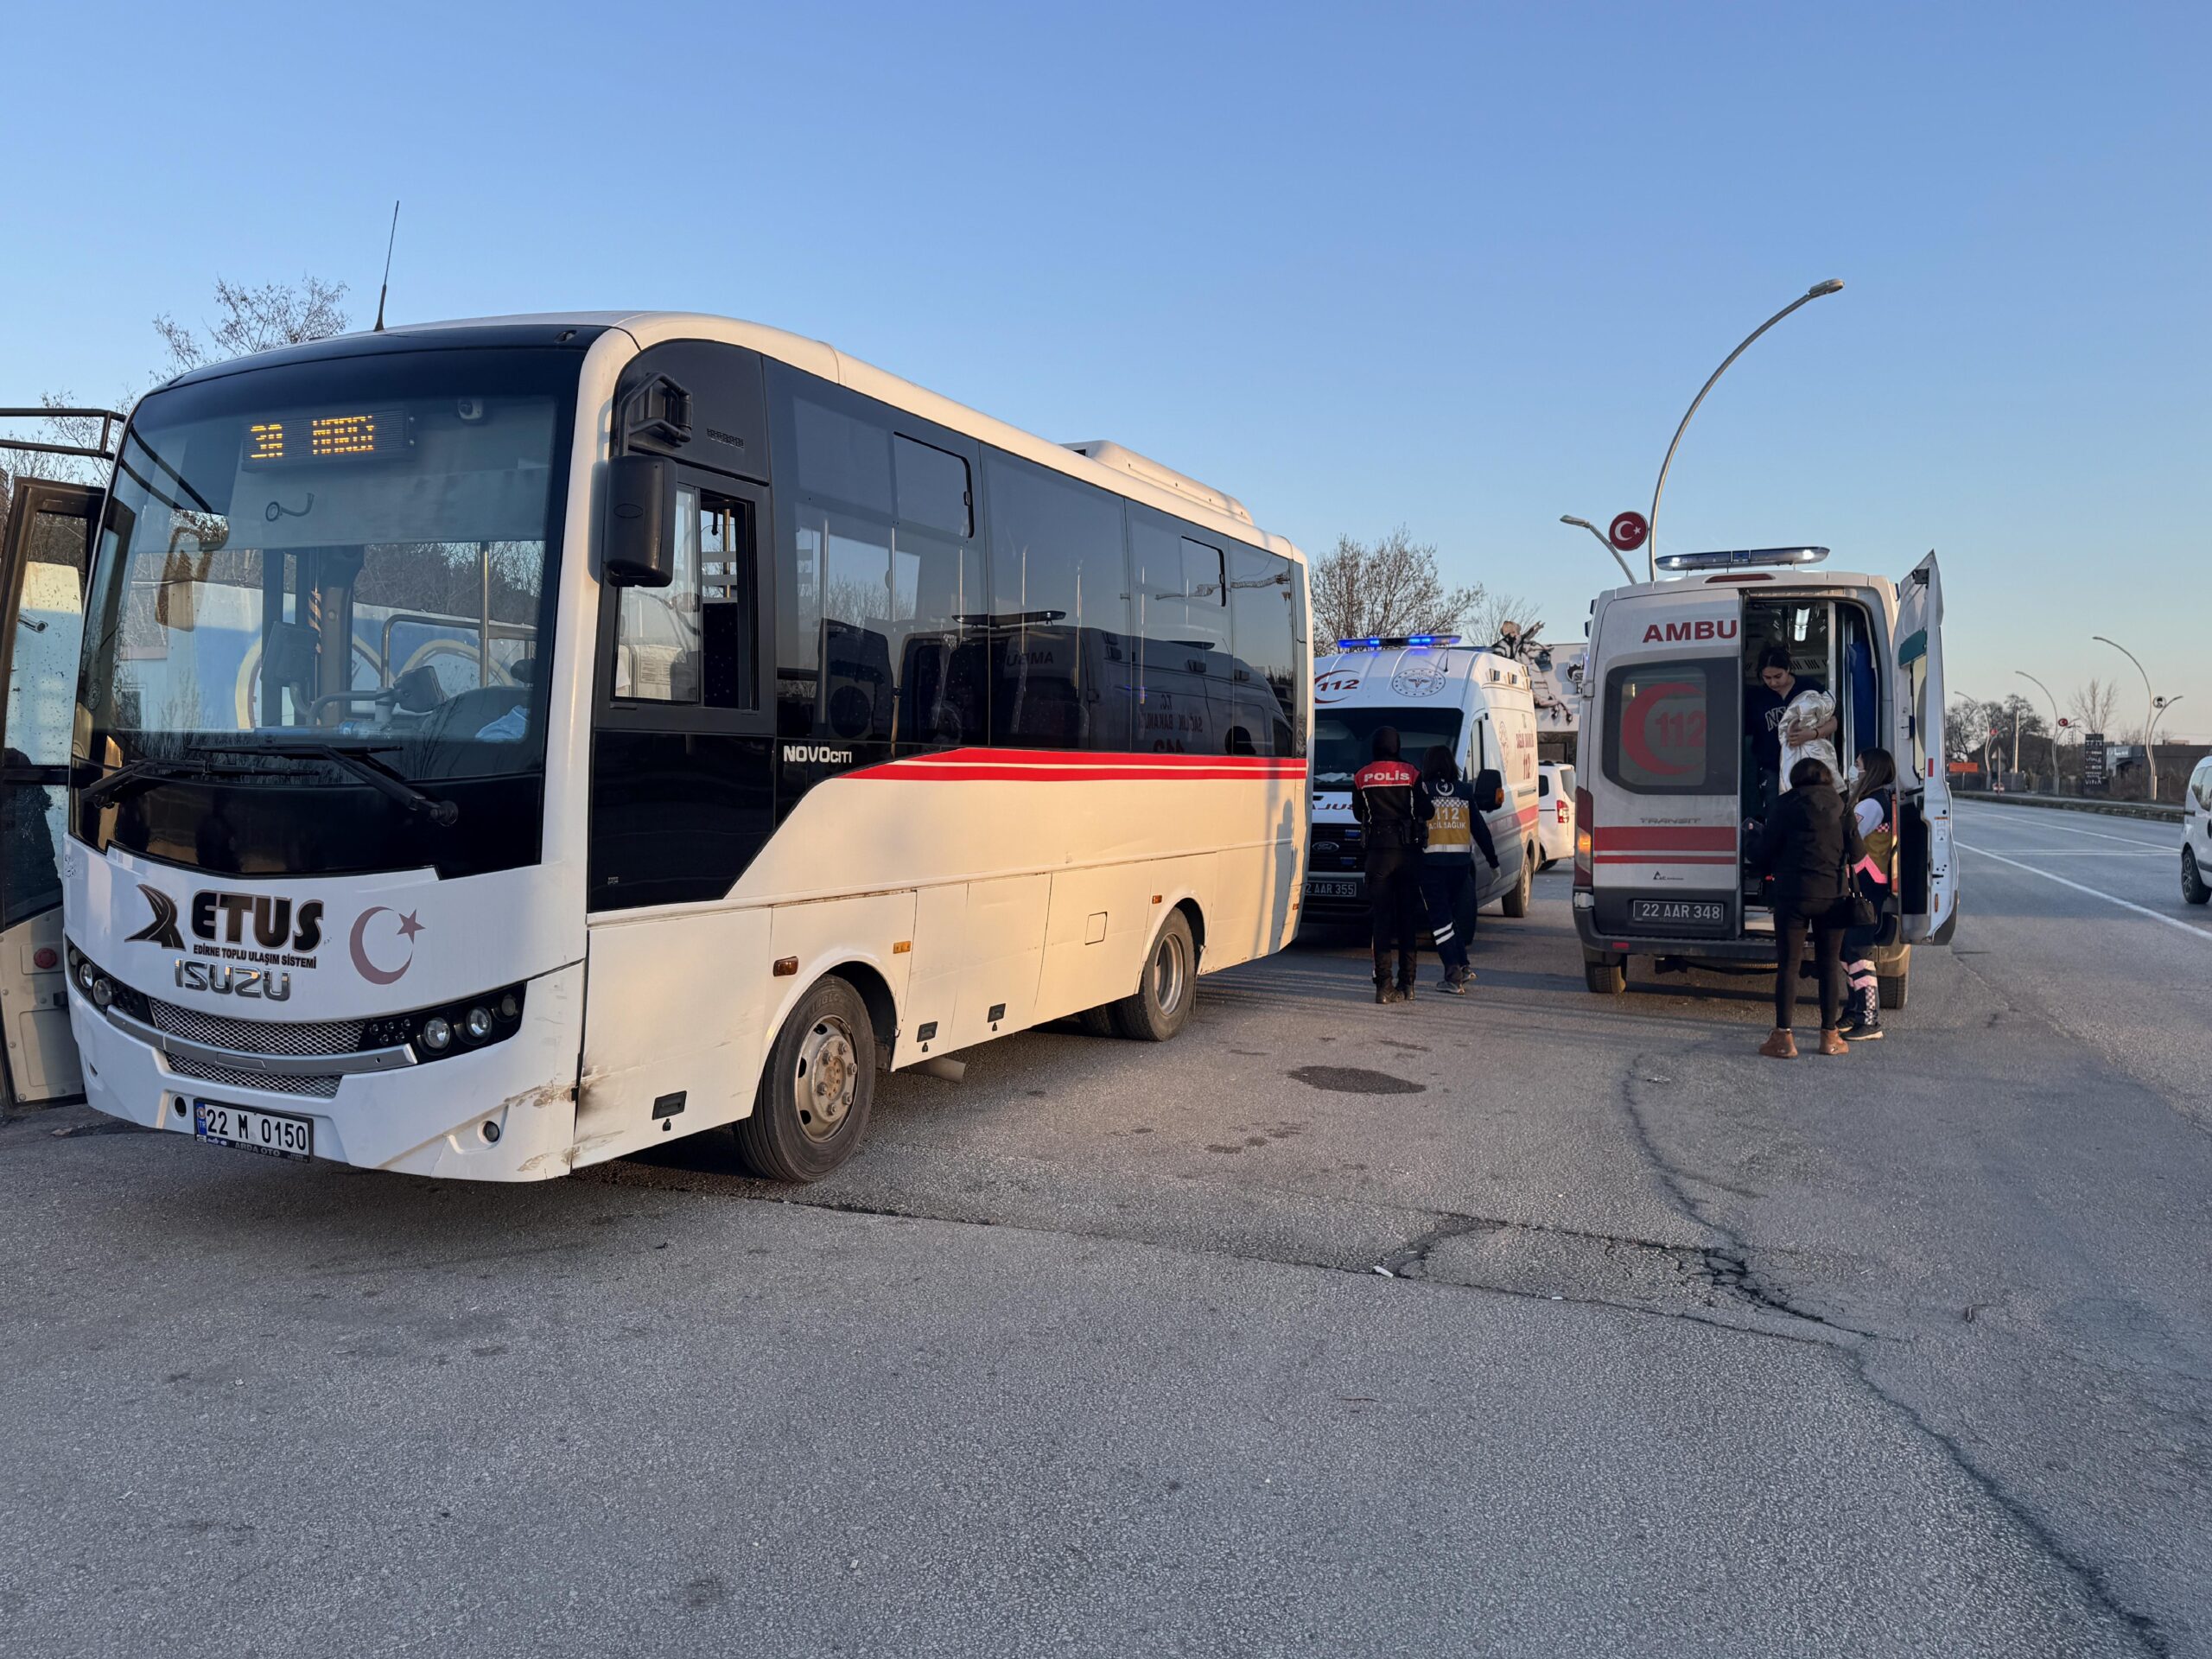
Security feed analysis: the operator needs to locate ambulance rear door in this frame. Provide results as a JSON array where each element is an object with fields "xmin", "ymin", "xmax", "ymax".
[
  {"xmin": 1586, "ymin": 589, "xmax": 1745, "ymax": 944},
  {"xmin": 1893, "ymin": 553, "xmax": 1957, "ymax": 942}
]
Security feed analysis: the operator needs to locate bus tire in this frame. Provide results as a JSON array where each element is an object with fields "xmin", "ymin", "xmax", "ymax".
[
  {"xmin": 1878, "ymin": 967, "xmax": 1910, "ymax": 1011},
  {"xmin": 1502, "ymin": 846, "xmax": 1535, "ymax": 918},
  {"xmin": 1584, "ymin": 954, "xmax": 1626, "ymax": 995},
  {"xmin": 734, "ymin": 976, "xmax": 876, "ymax": 1183},
  {"xmin": 1111, "ymin": 911, "xmax": 1197, "ymax": 1042},
  {"xmin": 1075, "ymin": 1005, "xmax": 1119, "ymax": 1038}
]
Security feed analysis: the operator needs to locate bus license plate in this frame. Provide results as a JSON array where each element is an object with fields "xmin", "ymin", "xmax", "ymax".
[
  {"xmin": 1630, "ymin": 899, "xmax": 1726, "ymax": 927},
  {"xmin": 1306, "ymin": 878, "xmax": 1359, "ymax": 899},
  {"xmin": 193, "ymin": 1101, "xmax": 314, "ymax": 1160}
]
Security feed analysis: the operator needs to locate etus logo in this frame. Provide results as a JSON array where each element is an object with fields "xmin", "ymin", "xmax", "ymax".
[{"xmin": 1640, "ymin": 619, "xmax": 1738, "ymax": 645}]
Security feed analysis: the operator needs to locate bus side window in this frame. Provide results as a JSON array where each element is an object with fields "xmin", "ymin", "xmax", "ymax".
[
  {"xmin": 985, "ymin": 453, "xmax": 1131, "ymax": 752},
  {"xmin": 614, "ymin": 486, "xmax": 702, "ymax": 702},
  {"xmin": 613, "ymin": 489, "xmax": 757, "ymax": 709}
]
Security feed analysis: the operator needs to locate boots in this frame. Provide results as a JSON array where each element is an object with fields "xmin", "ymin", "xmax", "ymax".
[
  {"xmin": 1396, "ymin": 956, "xmax": 1417, "ymax": 1002},
  {"xmin": 1758, "ymin": 1028, "xmax": 1798, "ymax": 1059},
  {"xmin": 1374, "ymin": 977, "xmax": 1401, "ymax": 1005},
  {"xmin": 1818, "ymin": 1028, "xmax": 1849, "ymax": 1057}
]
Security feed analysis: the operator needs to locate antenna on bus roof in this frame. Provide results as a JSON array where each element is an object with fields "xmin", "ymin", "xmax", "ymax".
[{"xmin": 372, "ymin": 200, "xmax": 400, "ymax": 334}]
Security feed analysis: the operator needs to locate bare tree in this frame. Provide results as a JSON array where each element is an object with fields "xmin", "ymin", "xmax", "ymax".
[
  {"xmin": 1947, "ymin": 696, "xmax": 1998, "ymax": 770},
  {"xmin": 152, "ymin": 276, "xmax": 352, "ymax": 378},
  {"xmin": 2068, "ymin": 678, "xmax": 2120, "ymax": 737},
  {"xmin": 8, "ymin": 276, "xmax": 353, "ymax": 526},
  {"xmin": 1310, "ymin": 528, "xmax": 1484, "ymax": 645}
]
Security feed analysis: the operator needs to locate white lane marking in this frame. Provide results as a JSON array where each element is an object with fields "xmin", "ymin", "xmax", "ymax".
[
  {"xmin": 1956, "ymin": 840, "xmax": 2212, "ymax": 941},
  {"xmin": 1955, "ymin": 808, "xmax": 2174, "ymax": 849},
  {"xmin": 1974, "ymin": 849, "xmax": 2171, "ymax": 857}
]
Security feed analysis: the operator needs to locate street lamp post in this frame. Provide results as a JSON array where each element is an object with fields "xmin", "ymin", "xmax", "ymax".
[
  {"xmin": 1646, "ymin": 278, "xmax": 1845, "ymax": 582},
  {"xmin": 2017, "ymin": 671, "xmax": 2064, "ymax": 791},
  {"xmin": 2092, "ymin": 635, "xmax": 2163, "ymax": 803},
  {"xmin": 2150, "ymin": 696, "xmax": 2185, "ymax": 747},
  {"xmin": 1559, "ymin": 516, "xmax": 1637, "ymax": 584}
]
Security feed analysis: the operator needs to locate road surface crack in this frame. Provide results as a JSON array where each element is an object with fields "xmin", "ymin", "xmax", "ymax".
[{"xmin": 1617, "ymin": 1052, "xmax": 2169, "ymax": 1656}]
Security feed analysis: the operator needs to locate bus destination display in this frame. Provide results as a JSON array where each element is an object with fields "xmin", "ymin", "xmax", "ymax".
[{"xmin": 242, "ymin": 409, "xmax": 410, "ymax": 467}]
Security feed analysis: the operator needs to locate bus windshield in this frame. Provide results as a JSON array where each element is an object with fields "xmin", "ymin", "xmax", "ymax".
[
  {"xmin": 1313, "ymin": 708, "xmax": 1464, "ymax": 787},
  {"xmin": 77, "ymin": 346, "xmax": 578, "ymax": 876}
]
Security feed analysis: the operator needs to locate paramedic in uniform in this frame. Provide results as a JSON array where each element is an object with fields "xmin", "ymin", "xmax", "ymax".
[
  {"xmin": 1418, "ymin": 744, "xmax": 1499, "ymax": 994},
  {"xmin": 1352, "ymin": 727, "xmax": 1432, "ymax": 1003}
]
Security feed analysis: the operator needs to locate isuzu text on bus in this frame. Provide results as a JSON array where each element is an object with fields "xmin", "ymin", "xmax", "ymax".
[{"xmin": 17, "ymin": 314, "xmax": 1312, "ymax": 1181}]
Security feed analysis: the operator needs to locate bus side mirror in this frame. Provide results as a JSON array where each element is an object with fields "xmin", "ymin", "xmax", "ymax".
[{"xmin": 604, "ymin": 454, "xmax": 676, "ymax": 588}]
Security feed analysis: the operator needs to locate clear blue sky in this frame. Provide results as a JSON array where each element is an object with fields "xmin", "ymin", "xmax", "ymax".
[{"xmin": 5, "ymin": 1, "xmax": 2204, "ymax": 739}]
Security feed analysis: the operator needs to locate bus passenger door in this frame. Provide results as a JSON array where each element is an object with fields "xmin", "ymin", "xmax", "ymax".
[
  {"xmin": 1894, "ymin": 552, "xmax": 1956, "ymax": 943},
  {"xmin": 579, "ymin": 474, "xmax": 778, "ymax": 1160},
  {"xmin": 0, "ymin": 481, "xmax": 99, "ymax": 1103}
]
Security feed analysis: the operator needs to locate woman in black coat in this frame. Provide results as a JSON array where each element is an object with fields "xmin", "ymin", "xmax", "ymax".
[{"xmin": 1754, "ymin": 756, "xmax": 1866, "ymax": 1058}]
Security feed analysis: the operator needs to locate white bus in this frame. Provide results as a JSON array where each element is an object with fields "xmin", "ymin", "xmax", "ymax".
[{"xmin": 23, "ymin": 314, "xmax": 1311, "ymax": 1180}]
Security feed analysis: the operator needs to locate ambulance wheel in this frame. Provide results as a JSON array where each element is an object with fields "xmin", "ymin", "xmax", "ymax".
[
  {"xmin": 1584, "ymin": 954, "xmax": 1626, "ymax": 995},
  {"xmin": 1502, "ymin": 846, "xmax": 1535, "ymax": 918},
  {"xmin": 1112, "ymin": 911, "xmax": 1196, "ymax": 1042},
  {"xmin": 1878, "ymin": 967, "xmax": 1910, "ymax": 1011},
  {"xmin": 2183, "ymin": 848, "xmax": 2210, "ymax": 906},
  {"xmin": 734, "ymin": 976, "xmax": 875, "ymax": 1183},
  {"xmin": 1075, "ymin": 1005, "xmax": 1119, "ymax": 1038}
]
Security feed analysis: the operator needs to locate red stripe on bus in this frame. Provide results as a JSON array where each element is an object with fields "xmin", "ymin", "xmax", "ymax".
[
  {"xmin": 849, "ymin": 748, "xmax": 1309, "ymax": 783},
  {"xmin": 1592, "ymin": 826, "xmax": 1735, "ymax": 851}
]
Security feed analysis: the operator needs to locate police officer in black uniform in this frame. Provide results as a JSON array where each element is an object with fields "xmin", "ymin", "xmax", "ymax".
[{"xmin": 1352, "ymin": 726, "xmax": 1432, "ymax": 1003}]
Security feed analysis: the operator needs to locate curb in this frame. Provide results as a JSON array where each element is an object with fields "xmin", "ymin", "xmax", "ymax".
[{"xmin": 1956, "ymin": 792, "xmax": 2182, "ymax": 826}]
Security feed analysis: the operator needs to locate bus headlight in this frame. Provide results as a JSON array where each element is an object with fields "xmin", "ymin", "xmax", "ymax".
[
  {"xmin": 421, "ymin": 1016, "xmax": 453, "ymax": 1052},
  {"xmin": 91, "ymin": 977, "xmax": 116, "ymax": 1009},
  {"xmin": 76, "ymin": 958, "xmax": 97, "ymax": 993},
  {"xmin": 463, "ymin": 1007, "xmax": 493, "ymax": 1042}
]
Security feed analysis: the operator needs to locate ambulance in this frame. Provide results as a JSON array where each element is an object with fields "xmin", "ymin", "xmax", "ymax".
[
  {"xmin": 1305, "ymin": 637, "xmax": 1542, "ymax": 935},
  {"xmin": 1573, "ymin": 547, "xmax": 1957, "ymax": 1007}
]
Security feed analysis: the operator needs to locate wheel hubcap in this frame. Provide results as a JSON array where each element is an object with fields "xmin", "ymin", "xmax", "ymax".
[
  {"xmin": 1152, "ymin": 932, "xmax": 1187, "ymax": 1013},
  {"xmin": 793, "ymin": 1016, "xmax": 860, "ymax": 1142}
]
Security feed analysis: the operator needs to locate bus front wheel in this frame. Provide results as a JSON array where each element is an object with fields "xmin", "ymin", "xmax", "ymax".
[
  {"xmin": 1112, "ymin": 911, "xmax": 1197, "ymax": 1042},
  {"xmin": 734, "ymin": 976, "xmax": 877, "ymax": 1183}
]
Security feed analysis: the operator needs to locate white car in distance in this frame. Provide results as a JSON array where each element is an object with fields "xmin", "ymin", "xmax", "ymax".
[{"xmin": 1536, "ymin": 763, "xmax": 1576, "ymax": 870}]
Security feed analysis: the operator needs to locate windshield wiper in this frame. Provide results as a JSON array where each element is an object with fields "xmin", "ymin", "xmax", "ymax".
[
  {"xmin": 78, "ymin": 754, "xmax": 264, "ymax": 813},
  {"xmin": 191, "ymin": 741, "xmax": 460, "ymax": 827}
]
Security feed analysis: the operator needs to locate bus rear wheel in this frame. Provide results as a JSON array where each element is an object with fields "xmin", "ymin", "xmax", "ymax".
[
  {"xmin": 734, "ymin": 976, "xmax": 876, "ymax": 1183},
  {"xmin": 1112, "ymin": 911, "xmax": 1196, "ymax": 1042}
]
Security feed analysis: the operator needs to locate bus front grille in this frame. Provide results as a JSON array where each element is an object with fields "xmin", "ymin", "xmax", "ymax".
[
  {"xmin": 147, "ymin": 997, "xmax": 369, "ymax": 1058},
  {"xmin": 165, "ymin": 1052, "xmax": 343, "ymax": 1100}
]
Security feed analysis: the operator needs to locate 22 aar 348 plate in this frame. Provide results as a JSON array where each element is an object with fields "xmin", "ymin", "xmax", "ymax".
[{"xmin": 193, "ymin": 1101, "xmax": 315, "ymax": 1160}]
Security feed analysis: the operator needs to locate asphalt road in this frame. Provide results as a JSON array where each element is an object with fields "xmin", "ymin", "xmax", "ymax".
[{"xmin": 3, "ymin": 805, "xmax": 2208, "ymax": 1657}]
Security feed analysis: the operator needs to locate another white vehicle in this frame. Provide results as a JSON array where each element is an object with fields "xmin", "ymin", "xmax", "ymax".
[
  {"xmin": 1536, "ymin": 762, "xmax": 1576, "ymax": 869},
  {"xmin": 2183, "ymin": 757, "xmax": 2211, "ymax": 906},
  {"xmin": 1305, "ymin": 638, "xmax": 1541, "ymax": 932},
  {"xmin": 38, "ymin": 312, "xmax": 1313, "ymax": 1181},
  {"xmin": 1573, "ymin": 546, "xmax": 1957, "ymax": 1007}
]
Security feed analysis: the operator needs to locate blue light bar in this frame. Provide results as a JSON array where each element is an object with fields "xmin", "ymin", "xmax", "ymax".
[
  {"xmin": 1333, "ymin": 633, "xmax": 1463, "ymax": 651},
  {"xmin": 1655, "ymin": 546, "xmax": 1829, "ymax": 573}
]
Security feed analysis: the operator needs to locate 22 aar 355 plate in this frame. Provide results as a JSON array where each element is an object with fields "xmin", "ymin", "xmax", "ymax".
[{"xmin": 193, "ymin": 1101, "xmax": 315, "ymax": 1160}]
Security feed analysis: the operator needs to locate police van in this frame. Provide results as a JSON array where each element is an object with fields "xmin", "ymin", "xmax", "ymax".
[
  {"xmin": 1573, "ymin": 547, "xmax": 1957, "ymax": 1005},
  {"xmin": 1306, "ymin": 636, "xmax": 1542, "ymax": 931}
]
